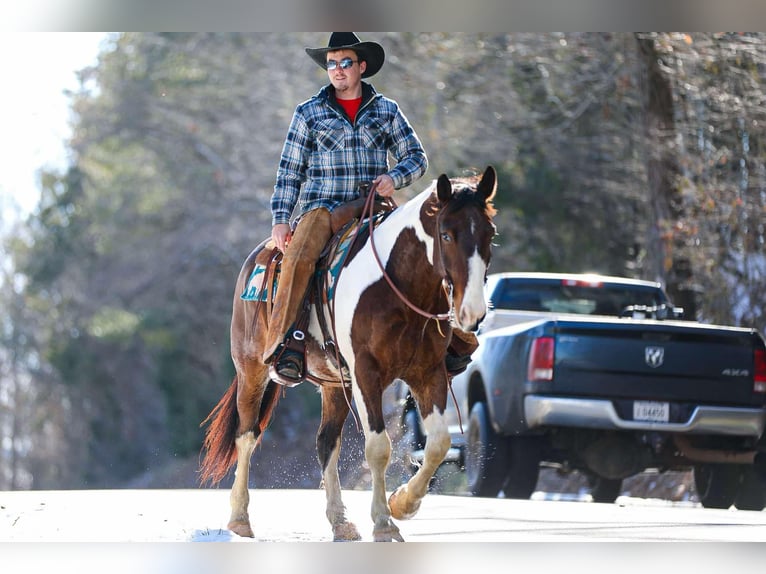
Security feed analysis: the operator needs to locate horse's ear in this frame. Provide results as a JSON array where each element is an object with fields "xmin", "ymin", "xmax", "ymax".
[
  {"xmin": 436, "ymin": 174, "xmax": 453, "ymax": 203},
  {"xmin": 477, "ymin": 165, "xmax": 497, "ymax": 203}
]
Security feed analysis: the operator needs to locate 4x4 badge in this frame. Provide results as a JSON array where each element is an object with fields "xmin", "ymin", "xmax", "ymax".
[{"xmin": 645, "ymin": 346, "xmax": 664, "ymax": 368}]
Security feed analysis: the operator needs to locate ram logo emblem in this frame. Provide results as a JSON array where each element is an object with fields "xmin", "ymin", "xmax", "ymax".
[{"xmin": 645, "ymin": 346, "xmax": 664, "ymax": 368}]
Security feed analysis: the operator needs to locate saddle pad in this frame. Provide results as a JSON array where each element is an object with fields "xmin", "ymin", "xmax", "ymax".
[{"xmin": 241, "ymin": 263, "xmax": 279, "ymax": 302}]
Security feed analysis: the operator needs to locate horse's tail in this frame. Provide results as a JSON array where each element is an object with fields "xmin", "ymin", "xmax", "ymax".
[
  {"xmin": 198, "ymin": 376, "xmax": 282, "ymax": 485},
  {"xmin": 199, "ymin": 377, "xmax": 239, "ymax": 485}
]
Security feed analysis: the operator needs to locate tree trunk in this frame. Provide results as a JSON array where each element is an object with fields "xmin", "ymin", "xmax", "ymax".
[{"xmin": 637, "ymin": 34, "xmax": 697, "ymax": 317}]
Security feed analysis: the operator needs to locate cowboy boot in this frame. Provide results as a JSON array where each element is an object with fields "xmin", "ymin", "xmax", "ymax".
[{"xmin": 263, "ymin": 208, "xmax": 334, "ymax": 381}]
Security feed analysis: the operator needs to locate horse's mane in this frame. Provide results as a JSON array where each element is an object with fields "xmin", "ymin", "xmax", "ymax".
[{"xmin": 441, "ymin": 173, "xmax": 497, "ymax": 219}]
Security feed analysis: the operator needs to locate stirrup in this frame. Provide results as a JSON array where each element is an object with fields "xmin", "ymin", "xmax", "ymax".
[
  {"xmin": 267, "ymin": 334, "xmax": 306, "ymax": 386},
  {"xmin": 276, "ymin": 348, "xmax": 304, "ymax": 380},
  {"xmin": 269, "ymin": 348, "xmax": 305, "ymax": 386}
]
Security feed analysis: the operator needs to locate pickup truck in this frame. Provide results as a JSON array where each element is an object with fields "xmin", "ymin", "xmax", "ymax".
[{"xmin": 399, "ymin": 272, "xmax": 766, "ymax": 508}]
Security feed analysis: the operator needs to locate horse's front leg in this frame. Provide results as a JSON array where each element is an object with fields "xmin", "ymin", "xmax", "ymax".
[
  {"xmin": 317, "ymin": 385, "xmax": 361, "ymax": 541},
  {"xmin": 351, "ymin": 374, "xmax": 404, "ymax": 542},
  {"xmin": 366, "ymin": 428, "xmax": 405, "ymax": 541},
  {"xmin": 388, "ymin": 395, "xmax": 450, "ymax": 520}
]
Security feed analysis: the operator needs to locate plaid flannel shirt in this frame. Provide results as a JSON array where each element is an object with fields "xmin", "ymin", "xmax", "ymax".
[{"xmin": 271, "ymin": 82, "xmax": 428, "ymax": 226}]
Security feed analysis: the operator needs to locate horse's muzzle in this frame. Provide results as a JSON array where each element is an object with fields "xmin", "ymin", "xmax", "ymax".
[{"xmin": 456, "ymin": 309, "xmax": 486, "ymax": 333}]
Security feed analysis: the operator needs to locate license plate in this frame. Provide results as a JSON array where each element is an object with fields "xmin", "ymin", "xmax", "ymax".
[{"xmin": 633, "ymin": 400, "xmax": 669, "ymax": 422}]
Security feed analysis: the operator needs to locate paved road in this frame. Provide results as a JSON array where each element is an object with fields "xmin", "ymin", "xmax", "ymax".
[
  {"xmin": 3, "ymin": 488, "xmax": 766, "ymax": 542},
  {"xmin": 4, "ymin": 489, "xmax": 766, "ymax": 573}
]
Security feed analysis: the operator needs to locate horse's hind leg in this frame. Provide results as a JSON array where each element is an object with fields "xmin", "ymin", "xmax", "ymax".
[
  {"xmin": 317, "ymin": 386, "xmax": 361, "ymax": 541},
  {"xmin": 228, "ymin": 427, "xmax": 258, "ymax": 537},
  {"xmin": 228, "ymin": 363, "xmax": 276, "ymax": 538},
  {"xmin": 388, "ymin": 396, "xmax": 450, "ymax": 520}
]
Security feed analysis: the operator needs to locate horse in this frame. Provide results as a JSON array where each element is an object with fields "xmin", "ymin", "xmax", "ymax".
[{"xmin": 199, "ymin": 166, "xmax": 498, "ymax": 542}]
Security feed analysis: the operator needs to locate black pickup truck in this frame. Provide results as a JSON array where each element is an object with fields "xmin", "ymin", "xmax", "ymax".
[{"xmin": 399, "ymin": 272, "xmax": 766, "ymax": 508}]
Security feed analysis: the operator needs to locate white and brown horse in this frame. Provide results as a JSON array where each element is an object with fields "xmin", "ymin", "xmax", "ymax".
[{"xmin": 200, "ymin": 166, "xmax": 497, "ymax": 541}]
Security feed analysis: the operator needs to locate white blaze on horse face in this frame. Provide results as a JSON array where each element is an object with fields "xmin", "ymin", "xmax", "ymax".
[{"xmin": 458, "ymin": 250, "xmax": 488, "ymax": 331}]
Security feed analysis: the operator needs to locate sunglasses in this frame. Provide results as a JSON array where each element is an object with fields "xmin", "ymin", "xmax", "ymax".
[{"xmin": 326, "ymin": 57, "xmax": 358, "ymax": 71}]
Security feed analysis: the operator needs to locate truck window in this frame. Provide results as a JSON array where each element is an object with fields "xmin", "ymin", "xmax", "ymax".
[{"xmin": 490, "ymin": 282, "xmax": 666, "ymax": 317}]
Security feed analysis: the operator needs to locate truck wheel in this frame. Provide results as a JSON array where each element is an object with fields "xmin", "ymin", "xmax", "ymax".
[
  {"xmin": 694, "ymin": 464, "xmax": 741, "ymax": 509},
  {"xmin": 465, "ymin": 401, "xmax": 508, "ymax": 497},
  {"xmin": 502, "ymin": 437, "xmax": 541, "ymax": 499},
  {"xmin": 588, "ymin": 475, "xmax": 623, "ymax": 503},
  {"xmin": 401, "ymin": 408, "xmax": 425, "ymax": 477},
  {"xmin": 734, "ymin": 467, "xmax": 766, "ymax": 511}
]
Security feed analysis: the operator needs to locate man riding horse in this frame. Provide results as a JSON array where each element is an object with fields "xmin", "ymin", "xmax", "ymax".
[{"xmin": 263, "ymin": 32, "xmax": 477, "ymax": 383}]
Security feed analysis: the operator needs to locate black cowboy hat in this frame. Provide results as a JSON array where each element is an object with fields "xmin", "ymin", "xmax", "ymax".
[{"xmin": 305, "ymin": 32, "xmax": 385, "ymax": 79}]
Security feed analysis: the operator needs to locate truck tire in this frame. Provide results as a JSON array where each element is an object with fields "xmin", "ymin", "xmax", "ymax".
[
  {"xmin": 465, "ymin": 401, "xmax": 508, "ymax": 497},
  {"xmin": 694, "ymin": 464, "xmax": 741, "ymax": 509},
  {"xmin": 734, "ymin": 467, "xmax": 766, "ymax": 511},
  {"xmin": 502, "ymin": 437, "xmax": 541, "ymax": 499},
  {"xmin": 587, "ymin": 475, "xmax": 623, "ymax": 503}
]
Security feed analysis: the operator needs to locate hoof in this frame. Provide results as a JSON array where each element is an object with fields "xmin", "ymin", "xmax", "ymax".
[
  {"xmin": 373, "ymin": 522, "xmax": 404, "ymax": 542},
  {"xmin": 388, "ymin": 486, "xmax": 421, "ymax": 520},
  {"xmin": 228, "ymin": 520, "xmax": 255, "ymax": 538},
  {"xmin": 333, "ymin": 521, "xmax": 362, "ymax": 542}
]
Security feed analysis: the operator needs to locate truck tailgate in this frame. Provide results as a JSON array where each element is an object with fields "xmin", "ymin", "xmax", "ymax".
[{"xmin": 551, "ymin": 319, "xmax": 761, "ymax": 405}]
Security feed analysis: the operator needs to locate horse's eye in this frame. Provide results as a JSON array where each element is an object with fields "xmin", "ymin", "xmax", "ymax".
[{"xmin": 441, "ymin": 232, "xmax": 452, "ymax": 242}]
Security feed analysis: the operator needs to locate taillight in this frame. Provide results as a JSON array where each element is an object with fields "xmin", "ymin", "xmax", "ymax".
[
  {"xmin": 562, "ymin": 278, "xmax": 603, "ymax": 288},
  {"xmin": 528, "ymin": 337, "xmax": 555, "ymax": 382},
  {"xmin": 754, "ymin": 349, "xmax": 766, "ymax": 394}
]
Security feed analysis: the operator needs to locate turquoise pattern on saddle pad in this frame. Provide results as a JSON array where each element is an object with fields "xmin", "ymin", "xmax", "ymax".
[
  {"xmin": 326, "ymin": 215, "xmax": 379, "ymax": 300},
  {"xmin": 241, "ymin": 264, "xmax": 278, "ymax": 302}
]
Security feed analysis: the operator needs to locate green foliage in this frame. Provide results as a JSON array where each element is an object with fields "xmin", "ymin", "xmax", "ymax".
[
  {"xmin": 23, "ymin": 167, "xmax": 93, "ymax": 286},
  {"xmin": 88, "ymin": 308, "xmax": 141, "ymax": 340},
  {"xmin": 141, "ymin": 308, "xmax": 225, "ymax": 457}
]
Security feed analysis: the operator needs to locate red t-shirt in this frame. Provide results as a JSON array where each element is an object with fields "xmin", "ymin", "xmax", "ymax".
[{"xmin": 337, "ymin": 96, "xmax": 362, "ymax": 123}]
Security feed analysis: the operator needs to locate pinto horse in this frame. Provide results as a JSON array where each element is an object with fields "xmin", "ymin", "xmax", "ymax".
[{"xmin": 200, "ymin": 166, "xmax": 497, "ymax": 541}]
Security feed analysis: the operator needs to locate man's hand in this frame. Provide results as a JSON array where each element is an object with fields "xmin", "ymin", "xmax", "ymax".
[
  {"xmin": 272, "ymin": 223, "xmax": 292, "ymax": 253},
  {"xmin": 373, "ymin": 173, "xmax": 395, "ymax": 197}
]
